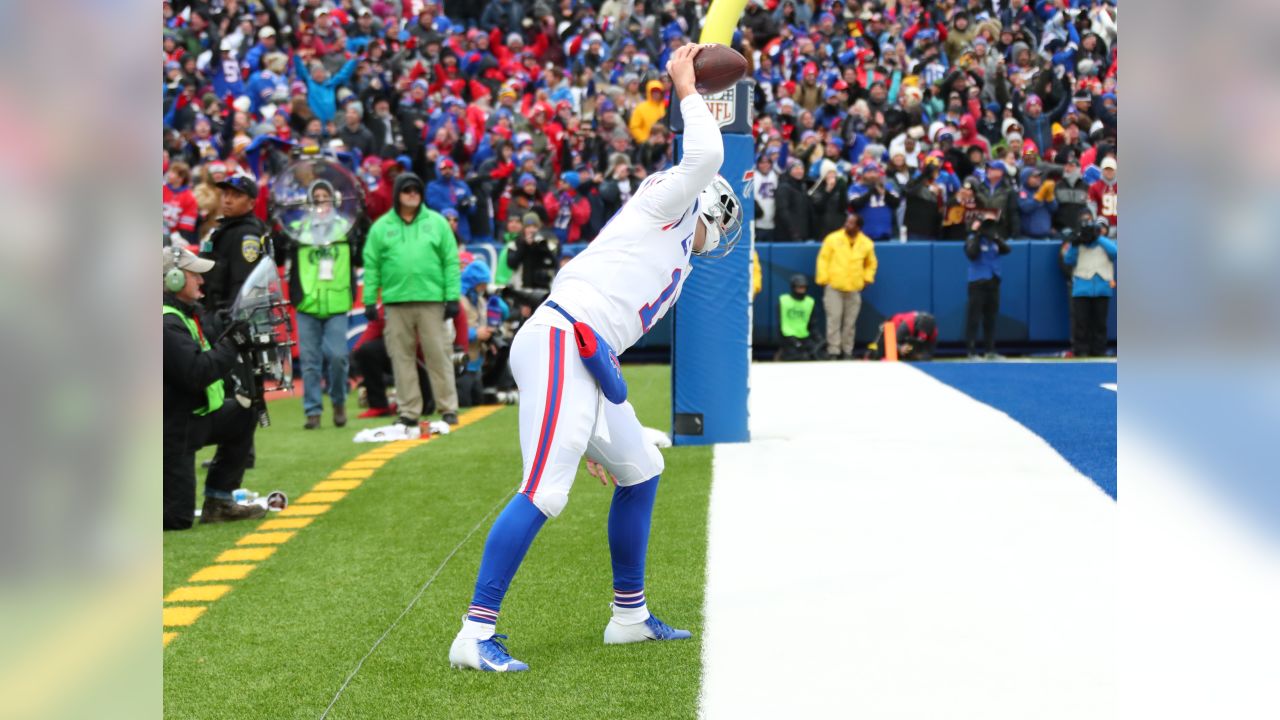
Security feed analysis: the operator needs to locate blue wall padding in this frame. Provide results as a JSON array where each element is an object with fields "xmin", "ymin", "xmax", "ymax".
[
  {"xmin": 1027, "ymin": 242, "xmax": 1073, "ymax": 341},
  {"xmin": 671, "ymin": 133, "xmax": 755, "ymax": 445},
  {"xmin": 930, "ymin": 242, "xmax": 1031, "ymax": 342},
  {"xmin": 575, "ymin": 240, "xmax": 1115, "ymax": 351}
]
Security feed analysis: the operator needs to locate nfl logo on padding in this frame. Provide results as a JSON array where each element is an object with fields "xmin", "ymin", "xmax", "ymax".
[{"xmin": 705, "ymin": 86, "xmax": 736, "ymax": 127}]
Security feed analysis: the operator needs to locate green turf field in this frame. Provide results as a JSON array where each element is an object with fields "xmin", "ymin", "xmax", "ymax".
[{"xmin": 163, "ymin": 365, "xmax": 712, "ymax": 720}]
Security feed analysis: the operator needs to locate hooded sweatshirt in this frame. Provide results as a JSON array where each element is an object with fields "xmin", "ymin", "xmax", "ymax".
[
  {"xmin": 366, "ymin": 159, "xmax": 403, "ymax": 221},
  {"xmin": 362, "ymin": 173, "xmax": 460, "ymax": 304},
  {"xmin": 628, "ymin": 80, "xmax": 668, "ymax": 143},
  {"xmin": 956, "ymin": 115, "xmax": 990, "ymax": 154}
]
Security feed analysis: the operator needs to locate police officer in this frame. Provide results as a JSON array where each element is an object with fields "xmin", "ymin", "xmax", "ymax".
[
  {"xmin": 202, "ymin": 174, "xmax": 271, "ymax": 314},
  {"xmin": 163, "ymin": 246, "xmax": 267, "ymax": 530}
]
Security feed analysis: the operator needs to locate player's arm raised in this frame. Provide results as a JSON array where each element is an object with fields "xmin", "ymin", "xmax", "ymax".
[{"xmin": 637, "ymin": 44, "xmax": 725, "ymax": 221}]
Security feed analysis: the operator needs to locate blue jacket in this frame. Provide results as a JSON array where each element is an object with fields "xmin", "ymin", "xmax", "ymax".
[
  {"xmin": 426, "ymin": 177, "xmax": 475, "ymax": 242},
  {"xmin": 1017, "ymin": 169, "xmax": 1058, "ymax": 238},
  {"xmin": 246, "ymin": 70, "xmax": 287, "ymax": 114},
  {"xmin": 243, "ymin": 41, "xmax": 273, "ymax": 72},
  {"xmin": 848, "ymin": 182, "xmax": 900, "ymax": 241},
  {"xmin": 210, "ymin": 50, "xmax": 245, "ymax": 100},
  {"xmin": 294, "ymin": 56, "xmax": 358, "ymax": 125},
  {"xmin": 965, "ymin": 230, "xmax": 1011, "ymax": 282},
  {"xmin": 1063, "ymin": 238, "xmax": 1118, "ymax": 297},
  {"xmin": 1017, "ymin": 96, "xmax": 1069, "ymax": 156}
]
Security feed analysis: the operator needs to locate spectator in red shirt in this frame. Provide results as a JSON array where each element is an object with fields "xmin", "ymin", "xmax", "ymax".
[
  {"xmin": 163, "ymin": 161, "xmax": 199, "ymax": 245},
  {"xmin": 365, "ymin": 159, "xmax": 404, "ymax": 221},
  {"xmin": 1088, "ymin": 156, "xmax": 1118, "ymax": 230}
]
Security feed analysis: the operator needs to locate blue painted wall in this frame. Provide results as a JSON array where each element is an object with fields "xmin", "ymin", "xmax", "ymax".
[{"xmin": 550, "ymin": 239, "xmax": 1117, "ymax": 350}]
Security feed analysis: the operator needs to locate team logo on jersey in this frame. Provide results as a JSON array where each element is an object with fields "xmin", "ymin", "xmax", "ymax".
[{"xmin": 241, "ymin": 234, "xmax": 263, "ymax": 263}]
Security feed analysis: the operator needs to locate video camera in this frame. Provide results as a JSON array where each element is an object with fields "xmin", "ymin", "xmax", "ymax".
[{"xmin": 223, "ymin": 257, "xmax": 295, "ymax": 427}]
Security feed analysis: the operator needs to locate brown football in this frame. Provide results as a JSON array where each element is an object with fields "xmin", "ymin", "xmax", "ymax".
[{"xmin": 693, "ymin": 44, "xmax": 748, "ymax": 95}]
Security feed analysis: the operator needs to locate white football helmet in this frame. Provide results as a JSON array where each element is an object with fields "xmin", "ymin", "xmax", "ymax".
[{"xmin": 694, "ymin": 174, "xmax": 743, "ymax": 258}]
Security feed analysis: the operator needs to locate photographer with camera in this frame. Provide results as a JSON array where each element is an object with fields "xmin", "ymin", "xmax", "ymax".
[
  {"xmin": 457, "ymin": 260, "xmax": 515, "ymax": 406},
  {"xmin": 1062, "ymin": 212, "xmax": 1118, "ymax": 357},
  {"xmin": 506, "ymin": 212, "xmax": 561, "ymax": 292},
  {"xmin": 599, "ymin": 156, "xmax": 642, "ymax": 222},
  {"xmin": 970, "ymin": 160, "xmax": 1020, "ymax": 241},
  {"xmin": 964, "ymin": 217, "xmax": 1012, "ymax": 359},
  {"xmin": 163, "ymin": 247, "xmax": 267, "ymax": 530}
]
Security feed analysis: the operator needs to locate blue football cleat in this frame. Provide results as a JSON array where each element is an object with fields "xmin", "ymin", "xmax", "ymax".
[
  {"xmin": 603, "ymin": 613, "xmax": 693, "ymax": 644},
  {"xmin": 449, "ymin": 634, "xmax": 529, "ymax": 672}
]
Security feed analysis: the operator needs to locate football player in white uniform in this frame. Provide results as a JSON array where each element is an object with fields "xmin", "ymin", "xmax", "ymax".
[{"xmin": 449, "ymin": 43, "xmax": 744, "ymax": 673}]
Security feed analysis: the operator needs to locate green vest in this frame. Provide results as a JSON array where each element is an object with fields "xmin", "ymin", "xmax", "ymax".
[
  {"xmin": 292, "ymin": 218, "xmax": 353, "ymax": 318},
  {"xmin": 163, "ymin": 305, "xmax": 226, "ymax": 415},
  {"xmin": 779, "ymin": 294, "xmax": 815, "ymax": 339}
]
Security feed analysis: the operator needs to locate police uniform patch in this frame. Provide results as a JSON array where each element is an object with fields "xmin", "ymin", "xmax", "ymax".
[{"xmin": 241, "ymin": 235, "xmax": 262, "ymax": 263}]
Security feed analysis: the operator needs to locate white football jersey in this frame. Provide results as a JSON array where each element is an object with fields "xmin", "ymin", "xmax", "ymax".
[{"xmin": 545, "ymin": 94, "xmax": 725, "ymax": 354}]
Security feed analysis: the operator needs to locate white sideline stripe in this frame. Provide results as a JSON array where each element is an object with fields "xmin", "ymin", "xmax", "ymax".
[
  {"xmin": 700, "ymin": 363, "xmax": 1115, "ymax": 719},
  {"xmin": 319, "ymin": 492, "xmax": 510, "ymax": 719}
]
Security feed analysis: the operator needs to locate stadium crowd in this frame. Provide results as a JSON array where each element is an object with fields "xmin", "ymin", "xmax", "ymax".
[
  {"xmin": 163, "ymin": 0, "xmax": 1118, "ymax": 248},
  {"xmin": 162, "ymin": 0, "xmax": 1119, "ymax": 389}
]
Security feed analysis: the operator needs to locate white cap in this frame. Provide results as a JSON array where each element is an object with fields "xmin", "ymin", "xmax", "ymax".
[
  {"xmin": 163, "ymin": 246, "xmax": 215, "ymax": 274},
  {"xmin": 259, "ymin": 26, "xmax": 276, "ymax": 38},
  {"xmin": 1100, "ymin": 157, "xmax": 1117, "ymax": 171}
]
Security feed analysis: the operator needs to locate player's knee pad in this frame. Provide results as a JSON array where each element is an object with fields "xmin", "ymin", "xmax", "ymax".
[{"xmin": 526, "ymin": 489, "xmax": 570, "ymax": 518}]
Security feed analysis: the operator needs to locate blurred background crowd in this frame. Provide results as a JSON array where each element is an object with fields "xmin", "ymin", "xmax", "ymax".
[
  {"xmin": 163, "ymin": 0, "xmax": 1118, "ymax": 249},
  {"xmin": 161, "ymin": 0, "xmax": 1120, "ymax": 438}
]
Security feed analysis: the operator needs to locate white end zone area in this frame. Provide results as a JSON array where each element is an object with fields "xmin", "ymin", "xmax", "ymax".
[{"xmin": 700, "ymin": 362, "xmax": 1115, "ymax": 719}]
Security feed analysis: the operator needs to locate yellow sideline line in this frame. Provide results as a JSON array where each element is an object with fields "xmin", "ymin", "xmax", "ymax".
[{"xmin": 163, "ymin": 406, "xmax": 505, "ymax": 646}]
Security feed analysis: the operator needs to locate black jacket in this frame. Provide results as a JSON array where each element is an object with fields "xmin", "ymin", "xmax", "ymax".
[
  {"xmin": 598, "ymin": 176, "xmax": 641, "ymax": 224},
  {"xmin": 970, "ymin": 177, "xmax": 1021, "ymax": 239},
  {"xmin": 365, "ymin": 113, "xmax": 402, "ymax": 158},
  {"xmin": 163, "ymin": 294, "xmax": 240, "ymax": 425},
  {"xmin": 809, "ymin": 177, "xmax": 850, "ymax": 240},
  {"xmin": 903, "ymin": 173, "xmax": 944, "ymax": 239},
  {"xmin": 1053, "ymin": 176, "xmax": 1090, "ymax": 233},
  {"xmin": 773, "ymin": 174, "xmax": 814, "ymax": 242},
  {"xmin": 202, "ymin": 212, "xmax": 271, "ymax": 313},
  {"xmin": 337, "ymin": 122, "xmax": 377, "ymax": 158},
  {"xmin": 506, "ymin": 232, "xmax": 560, "ymax": 290}
]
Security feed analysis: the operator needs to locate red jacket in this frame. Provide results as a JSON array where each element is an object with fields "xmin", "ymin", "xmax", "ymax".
[
  {"xmin": 366, "ymin": 159, "xmax": 402, "ymax": 221},
  {"xmin": 543, "ymin": 190, "xmax": 592, "ymax": 243}
]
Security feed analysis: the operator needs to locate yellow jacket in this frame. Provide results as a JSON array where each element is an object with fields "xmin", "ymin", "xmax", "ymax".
[
  {"xmin": 628, "ymin": 80, "xmax": 667, "ymax": 143},
  {"xmin": 815, "ymin": 230, "xmax": 877, "ymax": 292},
  {"xmin": 751, "ymin": 249, "xmax": 762, "ymax": 298}
]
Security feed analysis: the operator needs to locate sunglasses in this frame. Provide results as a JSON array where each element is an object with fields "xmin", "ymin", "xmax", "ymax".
[{"xmin": 400, "ymin": 187, "xmax": 422, "ymax": 195}]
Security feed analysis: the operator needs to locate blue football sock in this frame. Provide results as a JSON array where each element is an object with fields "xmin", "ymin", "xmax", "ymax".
[
  {"xmin": 468, "ymin": 493, "xmax": 548, "ymax": 624},
  {"xmin": 608, "ymin": 476, "xmax": 659, "ymax": 597}
]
